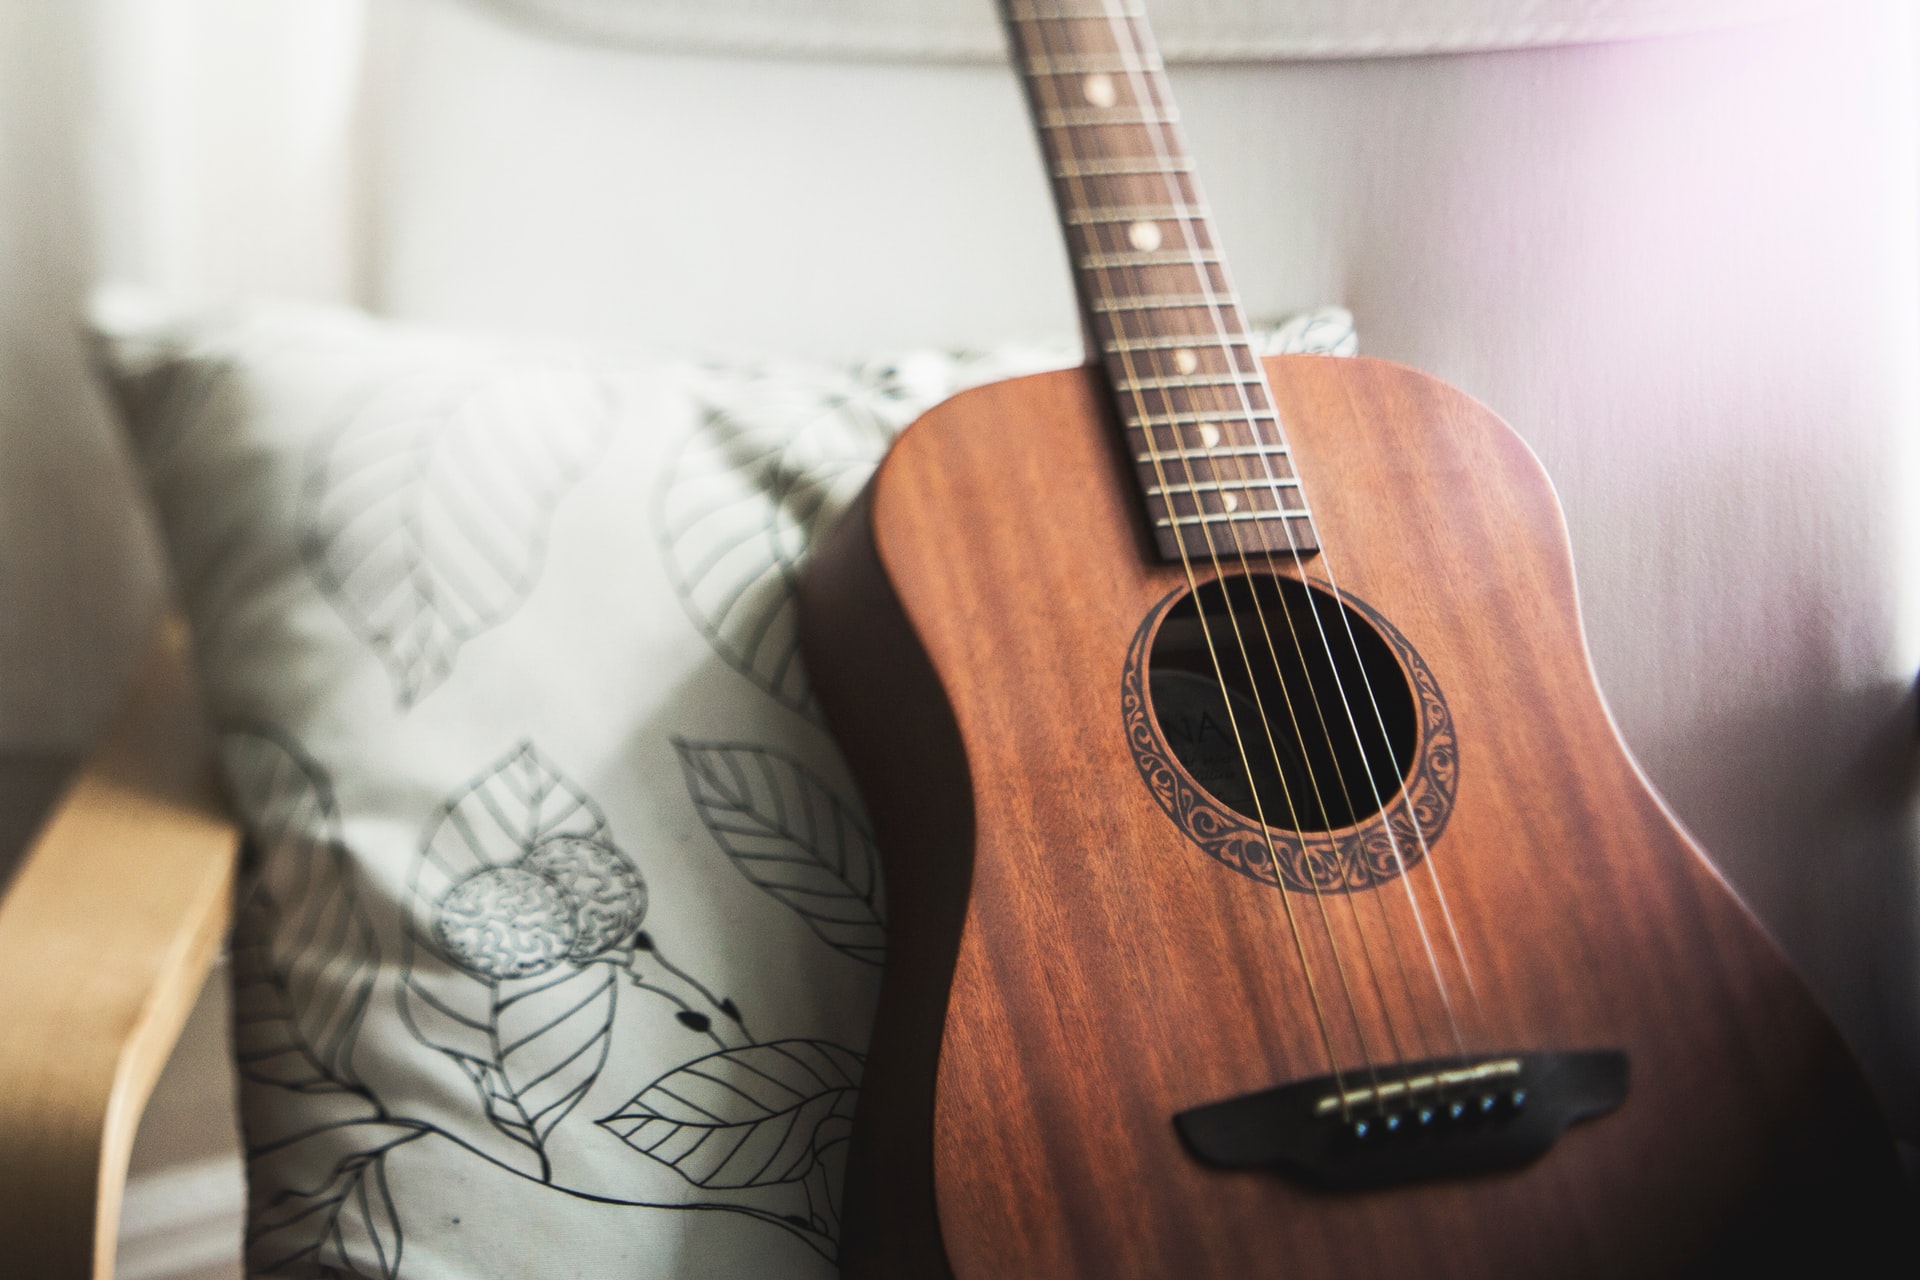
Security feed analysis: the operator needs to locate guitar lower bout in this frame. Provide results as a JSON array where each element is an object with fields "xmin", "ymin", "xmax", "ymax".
[{"xmin": 800, "ymin": 355, "xmax": 1912, "ymax": 1279}]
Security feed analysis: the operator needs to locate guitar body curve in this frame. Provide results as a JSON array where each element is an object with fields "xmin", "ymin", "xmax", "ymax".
[{"xmin": 799, "ymin": 354, "xmax": 1909, "ymax": 1278}]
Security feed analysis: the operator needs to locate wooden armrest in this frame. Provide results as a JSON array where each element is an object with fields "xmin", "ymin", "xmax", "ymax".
[{"xmin": 0, "ymin": 616, "xmax": 240, "ymax": 1280}]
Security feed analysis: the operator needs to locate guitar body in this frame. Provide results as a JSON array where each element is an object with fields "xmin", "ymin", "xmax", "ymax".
[{"xmin": 800, "ymin": 353, "xmax": 1908, "ymax": 1277}]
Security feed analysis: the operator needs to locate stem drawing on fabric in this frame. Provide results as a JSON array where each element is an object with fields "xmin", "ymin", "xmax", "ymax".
[
  {"xmin": 655, "ymin": 364, "xmax": 912, "ymax": 716},
  {"xmin": 673, "ymin": 739, "xmax": 885, "ymax": 967},
  {"xmin": 301, "ymin": 363, "xmax": 617, "ymax": 708},
  {"xmin": 398, "ymin": 740, "xmax": 861, "ymax": 1260},
  {"xmin": 224, "ymin": 727, "xmax": 427, "ymax": 1279},
  {"xmin": 226, "ymin": 729, "xmax": 863, "ymax": 1273}
]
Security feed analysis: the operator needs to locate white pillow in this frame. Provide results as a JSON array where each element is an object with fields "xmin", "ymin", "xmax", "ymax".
[{"xmin": 93, "ymin": 298, "xmax": 1355, "ymax": 1279}]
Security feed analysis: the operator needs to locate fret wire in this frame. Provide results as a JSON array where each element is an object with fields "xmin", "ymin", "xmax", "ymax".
[
  {"xmin": 1163, "ymin": 526, "xmax": 1317, "ymax": 556},
  {"xmin": 1126, "ymin": 401, "xmax": 1274, "ymax": 425},
  {"xmin": 1134, "ymin": 445, "xmax": 1287, "ymax": 464},
  {"xmin": 1068, "ymin": 203, "xmax": 1209, "ymax": 225},
  {"xmin": 1116, "ymin": 371, "xmax": 1262, "ymax": 391},
  {"xmin": 1039, "ymin": 108, "xmax": 1179, "ymax": 128},
  {"xmin": 1021, "ymin": 53, "xmax": 1165, "ymax": 75},
  {"xmin": 1078, "ymin": 249, "xmax": 1221, "ymax": 269},
  {"xmin": 1127, "ymin": 408, "xmax": 1277, "ymax": 426},
  {"xmin": 1042, "ymin": 38, "xmax": 1295, "ymax": 505},
  {"xmin": 1003, "ymin": 0, "xmax": 1321, "ymax": 563},
  {"xmin": 1155, "ymin": 509, "xmax": 1315, "ymax": 529},
  {"xmin": 1133, "ymin": 430, "xmax": 1286, "ymax": 453},
  {"xmin": 1121, "ymin": 378, "xmax": 1274, "ymax": 397},
  {"xmin": 1051, "ymin": 157, "xmax": 1191, "ymax": 177},
  {"xmin": 1148, "ymin": 476, "xmax": 1302, "ymax": 495},
  {"xmin": 1104, "ymin": 333, "xmax": 1250, "ymax": 354},
  {"xmin": 1091, "ymin": 294, "xmax": 1245, "ymax": 313},
  {"xmin": 1097, "ymin": 326, "xmax": 1252, "ymax": 349}
]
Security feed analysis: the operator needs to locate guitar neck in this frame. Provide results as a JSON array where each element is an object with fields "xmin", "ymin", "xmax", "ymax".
[{"xmin": 1002, "ymin": 0, "xmax": 1318, "ymax": 559}]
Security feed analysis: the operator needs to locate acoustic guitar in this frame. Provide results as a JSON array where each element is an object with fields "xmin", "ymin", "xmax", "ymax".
[{"xmin": 798, "ymin": 2, "xmax": 1912, "ymax": 1274}]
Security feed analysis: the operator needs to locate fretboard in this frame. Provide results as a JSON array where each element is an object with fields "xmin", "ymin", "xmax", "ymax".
[{"xmin": 1001, "ymin": 0, "xmax": 1318, "ymax": 560}]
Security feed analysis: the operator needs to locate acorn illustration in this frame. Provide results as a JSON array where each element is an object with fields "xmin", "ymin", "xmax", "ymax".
[
  {"xmin": 524, "ymin": 835, "xmax": 649, "ymax": 961},
  {"xmin": 435, "ymin": 865, "xmax": 577, "ymax": 979}
]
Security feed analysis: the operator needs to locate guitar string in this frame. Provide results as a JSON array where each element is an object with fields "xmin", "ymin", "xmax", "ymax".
[
  {"xmin": 1014, "ymin": 1, "xmax": 1369, "ymax": 1095},
  {"xmin": 1023, "ymin": 1, "xmax": 1417, "ymax": 1106},
  {"xmin": 1030, "ymin": 0, "xmax": 1484, "ymax": 1106},
  {"xmin": 1297, "ymin": 474, "xmax": 1487, "ymax": 1029},
  {"xmin": 1085, "ymin": 0, "xmax": 1435, "ymax": 1091},
  {"xmin": 1093, "ymin": 0, "xmax": 1476, "ymax": 1070},
  {"xmin": 1064, "ymin": 1, "xmax": 1432, "ymax": 1096},
  {"xmin": 1141, "ymin": 212, "xmax": 1488, "ymax": 1051},
  {"xmin": 1013, "ymin": 0, "xmax": 1368, "ymax": 1108},
  {"xmin": 1095, "ymin": 46, "xmax": 1470, "ymax": 1069},
  {"xmin": 1101, "ymin": 37, "xmax": 1487, "ymax": 1054}
]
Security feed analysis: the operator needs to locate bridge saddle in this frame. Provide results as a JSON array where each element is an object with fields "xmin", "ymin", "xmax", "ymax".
[{"xmin": 1175, "ymin": 1050, "xmax": 1629, "ymax": 1191}]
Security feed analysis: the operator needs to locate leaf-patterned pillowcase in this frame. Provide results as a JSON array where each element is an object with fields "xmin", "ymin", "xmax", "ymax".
[{"xmin": 91, "ymin": 297, "xmax": 1356, "ymax": 1280}]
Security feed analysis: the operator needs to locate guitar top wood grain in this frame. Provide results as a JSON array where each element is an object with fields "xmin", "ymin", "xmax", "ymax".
[{"xmin": 801, "ymin": 356, "xmax": 1910, "ymax": 1277}]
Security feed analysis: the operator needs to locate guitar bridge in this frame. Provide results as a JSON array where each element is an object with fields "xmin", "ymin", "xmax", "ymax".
[{"xmin": 1174, "ymin": 1050, "xmax": 1629, "ymax": 1191}]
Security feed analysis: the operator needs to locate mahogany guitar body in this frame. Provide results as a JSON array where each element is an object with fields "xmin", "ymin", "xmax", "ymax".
[{"xmin": 799, "ymin": 354, "xmax": 1910, "ymax": 1278}]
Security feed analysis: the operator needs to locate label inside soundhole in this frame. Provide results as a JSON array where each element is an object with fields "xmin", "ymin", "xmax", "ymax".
[{"xmin": 1148, "ymin": 670, "xmax": 1299, "ymax": 824}]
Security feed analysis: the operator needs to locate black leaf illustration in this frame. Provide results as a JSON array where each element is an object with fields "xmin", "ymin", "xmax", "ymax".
[
  {"xmin": 403, "ymin": 742, "xmax": 631, "ymax": 1179},
  {"xmin": 598, "ymin": 1039, "xmax": 862, "ymax": 1192},
  {"xmin": 673, "ymin": 741, "xmax": 884, "ymax": 966},
  {"xmin": 223, "ymin": 728, "xmax": 380, "ymax": 1095},
  {"xmin": 303, "ymin": 362, "xmax": 616, "ymax": 706},
  {"xmin": 656, "ymin": 367, "xmax": 898, "ymax": 713},
  {"xmin": 246, "ymin": 1122, "xmax": 425, "ymax": 1279},
  {"xmin": 447, "ymin": 965, "xmax": 617, "ymax": 1168}
]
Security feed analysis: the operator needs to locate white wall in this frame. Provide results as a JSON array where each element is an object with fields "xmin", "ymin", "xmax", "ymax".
[{"xmin": 0, "ymin": 0, "xmax": 366, "ymax": 754}]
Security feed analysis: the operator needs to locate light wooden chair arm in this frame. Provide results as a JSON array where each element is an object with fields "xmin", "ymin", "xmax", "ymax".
[{"xmin": 0, "ymin": 615, "xmax": 240, "ymax": 1280}]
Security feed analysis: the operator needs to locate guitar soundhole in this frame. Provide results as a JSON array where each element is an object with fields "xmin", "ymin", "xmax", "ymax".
[
  {"xmin": 1147, "ymin": 575, "xmax": 1416, "ymax": 831},
  {"xmin": 1123, "ymin": 575, "xmax": 1456, "ymax": 892}
]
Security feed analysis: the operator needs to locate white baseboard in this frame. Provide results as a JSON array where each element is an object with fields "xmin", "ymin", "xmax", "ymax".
[{"xmin": 115, "ymin": 1155, "xmax": 245, "ymax": 1280}]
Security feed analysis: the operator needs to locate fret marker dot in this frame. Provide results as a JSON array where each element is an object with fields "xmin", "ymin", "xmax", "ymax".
[
  {"xmin": 1083, "ymin": 73, "xmax": 1117, "ymax": 107},
  {"xmin": 1128, "ymin": 220, "xmax": 1163, "ymax": 252},
  {"xmin": 1198, "ymin": 424, "xmax": 1222, "ymax": 448},
  {"xmin": 1222, "ymin": 493, "xmax": 1240, "ymax": 512},
  {"xmin": 1174, "ymin": 348, "xmax": 1200, "ymax": 375}
]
